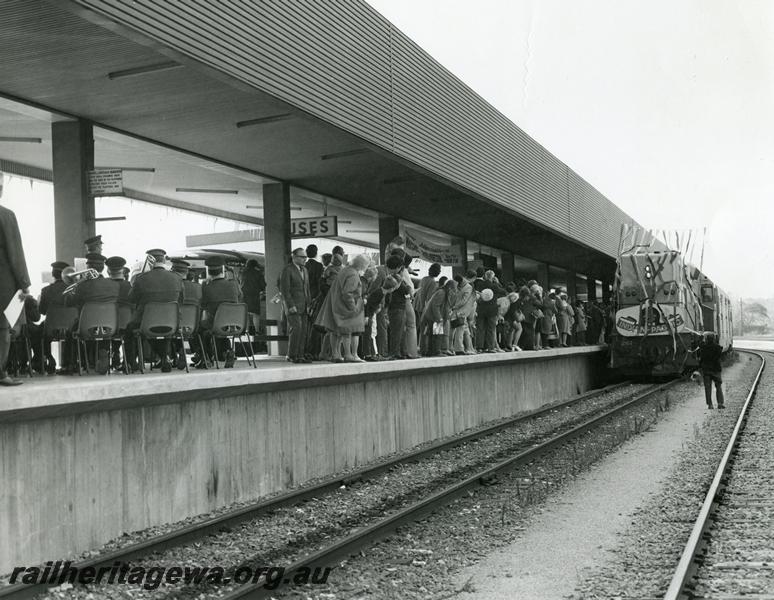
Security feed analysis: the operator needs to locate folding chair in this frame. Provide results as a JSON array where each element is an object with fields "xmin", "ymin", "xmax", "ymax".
[
  {"xmin": 210, "ymin": 302, "xmax": 256, "ymax": 369},
  {"xmin": 116, "ymin": 304, "xmax": 133, "ymax": 374},
  {"xmin": 134, "ymin": 302, "xmax": 182, "ymax": 374},
  {"xmin": 73, "ymin": 302, "xmax": 118, "ymax": 375},
  {"xmin": 41, "ymin": 306, "xmax": 79, "ymax": 376}
]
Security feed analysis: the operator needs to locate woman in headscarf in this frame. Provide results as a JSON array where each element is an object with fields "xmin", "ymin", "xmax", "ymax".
[{"xmin": 316, "ymin": 254, "xmax": 369, "ymax": 362}]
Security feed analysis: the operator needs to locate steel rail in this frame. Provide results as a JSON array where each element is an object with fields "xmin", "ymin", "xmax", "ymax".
[
  {"xmin": 222, "ymin": 380, "xmax": 679, "ymax": 599},
  {"xmin": 0, "ymin": 381, "xmax": 633, "ymax": 600},
  {"xmin": 663, "ymin": 350, "xmax": 766, "ymax": 600}
]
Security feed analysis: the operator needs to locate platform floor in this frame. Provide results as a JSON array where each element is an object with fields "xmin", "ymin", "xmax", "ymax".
[{"xmin": 1, "ymin": 345, "xmax": 605, "ymax": 421}]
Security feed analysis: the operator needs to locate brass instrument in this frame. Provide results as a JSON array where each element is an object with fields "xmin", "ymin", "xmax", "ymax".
[{"xmin": 62, "ymin": 267, "xmax": 100, "ymax": 295}]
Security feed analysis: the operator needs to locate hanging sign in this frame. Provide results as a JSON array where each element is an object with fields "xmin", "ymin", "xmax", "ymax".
[
  {"xmin": 290, "ymin": 216, "xmax": 338, "ymax": 238},
  {"xmin": 403, "ymin": 228, "xmax": 463, "ymax": 266},
  {"xmin": 88, "ymin": 169, "xmax": 123, "ymax": 196}
]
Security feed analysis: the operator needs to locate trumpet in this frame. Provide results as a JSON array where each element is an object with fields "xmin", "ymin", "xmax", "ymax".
[{"xmin": 62, "ymin": 267, "xmax": 100, "ymax": 295}]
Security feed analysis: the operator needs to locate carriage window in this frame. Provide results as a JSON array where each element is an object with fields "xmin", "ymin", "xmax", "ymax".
[{"xmin": 701, "ymin": 285, "xmax": 714, "ymax": 303}]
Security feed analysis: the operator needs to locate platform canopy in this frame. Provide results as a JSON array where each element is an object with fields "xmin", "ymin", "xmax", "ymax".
[{"xmin": 0, "ymin": 0, "xmax": 638, "ymax": 280}]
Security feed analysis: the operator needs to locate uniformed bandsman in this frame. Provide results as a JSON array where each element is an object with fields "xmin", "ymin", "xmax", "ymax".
[
  {"xmin": 197, "ymin": 255, "xmax": 243, "ymax": 369},
  {"xmin": 126, "ymin": 248, "xmax": 183, "ymax": 373},
  {"xmin": 83, "ymin": 235, "xmax": 103, "ymax": 256},
  {"xmin": 171, "ymin": 259, "xmax": 202, "ymax": 307},
  {"xmin": 64, "ymin": 253, "xmax": 120, "ymax": 374},
  {"xmin": 37, "ymin": 261, "xmax": 70, "ymax": 374}
]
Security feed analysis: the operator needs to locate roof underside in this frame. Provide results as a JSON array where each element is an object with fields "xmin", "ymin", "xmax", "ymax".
[{"xmin": 0, "ymin": 0, "xmax": 634, "ymax": 279}]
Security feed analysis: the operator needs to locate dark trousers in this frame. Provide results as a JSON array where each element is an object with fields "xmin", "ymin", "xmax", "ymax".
[
  {"xmin": 703, "ymin": 371, "xmax": 724, "ymax": 407},
  {"xmin": 376, "ymin": 310, "xmax": 388, "ymax": 356},
  {"xmin": 388, "ymin": 306, "xmax": 407, "ymax": 357},
  {"xmin": 475, "ymin": 313, "xmax": 485, "ymax": 349},
  {"xmin": 286, "ymin": 312, "xmax": 307, "ymax": 359},
  {"xmin": 482, "ymin": 314, "xmax": 498, "ymax": 350}
]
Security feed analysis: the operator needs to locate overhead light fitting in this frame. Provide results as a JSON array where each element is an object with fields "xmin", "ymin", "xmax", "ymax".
[
  {"xmin": 236, "ymin": 113, "xmax": 294, "ymax": 128},
  {"xmin": 177, "ymin": 188, "xmax": 239, "ymax": 194},
  {"xmin": 346, "ymin": 229, "xmax": 379, "ymax": 234},
  {"xmin": 0, "ymin": 137, "xmax": 42, "ymax": 143},
  {"xmin": 245, "ymin": 204, "xmax": 302, "ymax": 211},
  {"xmin": 320, "ymin": 149, "xmax": 370, "ymax": 161},
  {"xmin": 96, "ymin": 166, "xmax": 156, "ymax": 173},
  {"xmin": 108, "ymin": 61, "xmax": 182, "ymax": 80},
  {"xmin": 92, "ymin": 216, "xmax": 127, "ymax": 222}
]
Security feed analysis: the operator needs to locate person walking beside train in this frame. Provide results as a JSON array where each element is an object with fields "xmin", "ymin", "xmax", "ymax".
[{"xmin": 697, "ymin": 332, "xmax": 724, "ymax": 409}]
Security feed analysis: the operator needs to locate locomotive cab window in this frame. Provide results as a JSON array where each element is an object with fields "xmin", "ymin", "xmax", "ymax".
[{"xmin": 700, "ymin": 285, "xmax": 714, "ymax": 303}]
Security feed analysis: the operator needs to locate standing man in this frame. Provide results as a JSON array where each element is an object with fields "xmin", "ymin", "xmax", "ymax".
[
  {"xmin": 304, "ymin": 244, "xmax": 323, "ymax": 358},
  {"xmin": 0, "ymin": 202, "xmax": 31, "ymax": 385},
  {"xmin": 280, "ymin": 248, "xmax": 311, "ymax": 364},
  {"xmin": 697, "ymin": 332, "xmax": 725, "ymax": 409}
]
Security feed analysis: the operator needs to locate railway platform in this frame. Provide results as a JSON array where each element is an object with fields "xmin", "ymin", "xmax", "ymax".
[{"xmin": 1, "ymin": 345, "xmax": 606, "ymax": 574}]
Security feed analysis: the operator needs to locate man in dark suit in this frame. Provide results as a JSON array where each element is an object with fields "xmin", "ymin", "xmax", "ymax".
[
  {"xmin": 304, "ymin": 244, "xmax": 324, "ymax": 357},
  {"xmin": 126, "ymin": 248, "xmax": 184, "ymax": 372},
  {"xmin": 0, "ymin": 203, "xmax": 31, "ymax": 385},
  {"xmin": 198, "ymin": 255, "xmax": 242, "ymax": 368},
  {"xmin": 280, "ymin": 248, "xmax": 311, "ymax": 363}
]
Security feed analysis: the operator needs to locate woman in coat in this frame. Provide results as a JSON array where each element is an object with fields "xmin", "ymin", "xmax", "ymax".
[
  {"xmin": 541, "ymin": 291, "xmax": 558, "ymax": 348},
  {"xmin": 574, "ymin": 299, "xmax": 587, "ymax": 345},
  {"xmin": 316, "ymin": 254, "xmax": 369, "ymax": 362},
  {"xmin": 420, "ymin": 279, "xmax": 457, "ymax": 356},
  {"xmin": 554, "ymin": 291, "xmax": 571, "ymax": 347},
  {"xmin": 451, "ymin": 272, "xmax": 477, "ymax": 355}
]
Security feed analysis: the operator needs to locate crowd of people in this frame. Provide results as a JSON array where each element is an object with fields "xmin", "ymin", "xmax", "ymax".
[
  {"xmin": 0, "ymin": 221, "xmax": 612, "ymax": 382},
  {"xmin": 279, "ymin": 236, "xmax": 612, "ymax": 364}
]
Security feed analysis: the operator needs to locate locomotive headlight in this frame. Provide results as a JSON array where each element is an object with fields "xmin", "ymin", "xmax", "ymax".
[{"xmin": 644, "ymin": 265, "xmax": 653, "ymax": 279}]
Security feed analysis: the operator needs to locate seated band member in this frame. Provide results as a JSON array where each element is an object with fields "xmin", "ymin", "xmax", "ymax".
[
  {"xmin": 106, "ymin": 256, "xmax": 132, "ymax": 371},
  {"xmin": 170, "ymin": 258, "xmax": 201, "ymax": 369},
  {"xmin": 125, "ymin": 248, "xmax": 183, "ymax": 373},
  {"xmin": 37, "ymin": 260, "xmax": 70, "ymax": 374},
  {"xmin": 197, "ymin": 255, "xmax": 242, "ymax": 368},
  {"xmin": 64, "ymin": 253, "xmax": 120, "ymax": 374}
]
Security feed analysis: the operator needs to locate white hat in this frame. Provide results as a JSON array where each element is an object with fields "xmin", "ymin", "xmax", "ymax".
[{"xmin": 481, "ymin": 288, "xmax": 494, "ymax": 302}]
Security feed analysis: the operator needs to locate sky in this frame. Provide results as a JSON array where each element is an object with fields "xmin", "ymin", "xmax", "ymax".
[{"xmin": 366, "ymin": 0, "xmax": 774, "ymax": 298}]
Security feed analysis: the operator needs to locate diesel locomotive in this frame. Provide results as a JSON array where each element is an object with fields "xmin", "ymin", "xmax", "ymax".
[{"xmin": 610, "ymin": 247, "xmax": 732, "ymax": 377}]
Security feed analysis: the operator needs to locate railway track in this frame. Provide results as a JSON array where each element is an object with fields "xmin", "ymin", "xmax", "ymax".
[
  {"xmin": 1, "ymin": 381, "xmax": 667, "ymax": 600},
  {"xmin": 664, "ymin": 350, "xmax": 769, "ymax": 600}
]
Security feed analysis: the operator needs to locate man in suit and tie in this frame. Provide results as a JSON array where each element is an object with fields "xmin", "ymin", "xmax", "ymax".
[{"xmin": 280, "ymin": 247, "xmax": 311, "ymax": 364}]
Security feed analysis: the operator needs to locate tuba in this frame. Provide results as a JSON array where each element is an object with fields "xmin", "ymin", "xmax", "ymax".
[{"xmin": 62, "ymin": 267, "xmax": 100, "ymax": 295}]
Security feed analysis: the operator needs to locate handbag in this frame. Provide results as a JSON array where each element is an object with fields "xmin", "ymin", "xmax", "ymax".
[
  {"xmin": 532, "ymin": 308, "xmax": 544, "ymax": 320},
  {"xmin": 450, "ymin": 317, "xmax": 465, "ymax": 328},
  {"xmin": 432, "ymin": 321, "xmax": 445, "ymax": 335}
]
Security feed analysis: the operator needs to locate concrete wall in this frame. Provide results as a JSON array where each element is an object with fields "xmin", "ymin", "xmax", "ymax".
[{"xmin": 0, "ymin": 348, "xmax": 604, "ymax": 572}]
